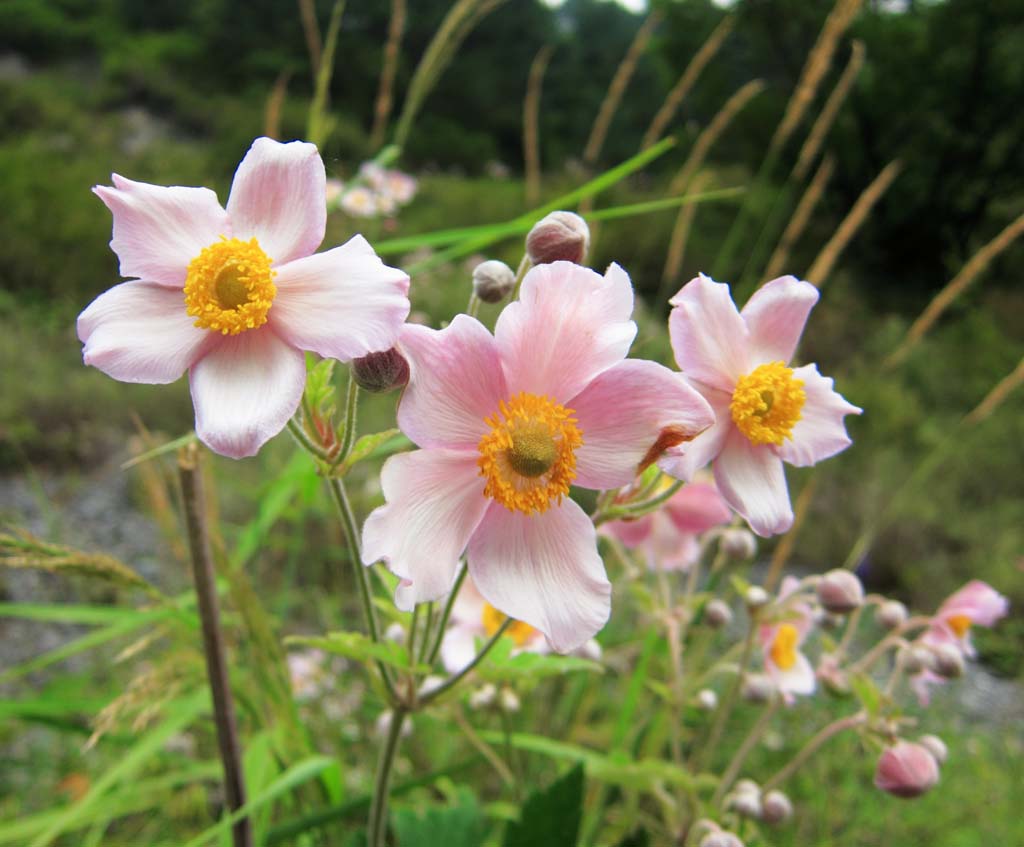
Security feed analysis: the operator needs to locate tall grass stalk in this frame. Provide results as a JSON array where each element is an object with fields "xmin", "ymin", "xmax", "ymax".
[
  {"xmin": 885, "ymin": 211, "xmax": 1024, "ymax": 369},
  {"xmin": 524, "ymin": 45, "xmax": 555, "ymax": 207},
  {"xmin": 297, "ymin": 0, "xmax": 322, "ymax": 78},
  {"xmin": 369, "ymin": 0, "xmax": 407, "ymax": 150},
  {"xmin": 659, "ymin": 170, "xmax": 713, "ymax": 300},
  {"xmin": 641, "ymin": 16, "xmax": 734, "ymax": 152},
  {"xmin": 762, "ymin": 153, "xmax": 836, "ymax": 282},
  {"xmin": 263, "ymin": 71, "xmax": 290, "ymax": 140},
  {"xmin": 306, "ymin": 0, "xmax": 346, "ymax": 149},
  {"xmin": 806, "ymin": 159, "xmax": 902, "ymax": 286}
]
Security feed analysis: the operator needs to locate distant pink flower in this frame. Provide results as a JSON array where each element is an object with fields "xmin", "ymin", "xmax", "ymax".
[
  {"xmin": 660, "ymin": 274, "xmax": 861, "ymax": 536},
  {"xmin": 602, "ymin": 480, "xmax": 731, "ymax": 570},
  {"xmin": 874, "ymin": 741, "xmax": 940, "ymax": 798},
  {"xmin": 760, "ymin": 576, "xmax": 815, "ymax": 701},
  {"xmin": 362, "ymin": 262, "xmax": 714, "ymax": 652},
  {"xmin": 79, "ymin": 137, "xmax": 410, "ymax": 458}
]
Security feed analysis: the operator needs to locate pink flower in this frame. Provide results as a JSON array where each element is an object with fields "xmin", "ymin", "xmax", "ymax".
[
  {"xmin": 79, "ymin": 137, "xmax": 410, "ymax": 458},
  {"xmin": 602, "ymin": 480, "xmax": 731, "ymax": 570},
  {"xmin": 362, "ymin": 262, "xmax": 715, "ymax": 652},
  {"xmin": 874, "ymin": 741, "xmax": 940, "ymax": 798},
  {"xmin": 759, "ymin": 576, "xmax": 816, "ymax": 701},
  {"xmin": 660, "ymin": 274, "xmax": 861, "ymax": 536}
]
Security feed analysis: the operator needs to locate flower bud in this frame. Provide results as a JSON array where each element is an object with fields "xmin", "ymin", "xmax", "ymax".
[
  {"xmin": 816, "ymin": 570, "xmax": 864, "ymax": 614},
  {"xmin": 760, "ymin": 790, "xmax": 793, "ymax": 824},
  {"xmin": 525, "ymin": 211, "xmax": 590, "ymax": 265},
  {"xmin": 874, "ymin": 741, "xmax": 940, "ymax": 798},
  {"xmin": 734, "ymin": 778, "xmax": 760, "ymax": 797},
  {"xmin": 700, "ymin": 832, "xmax": 744, "ymax": 847},
  {"xmin": 384, "ymin": 622, "xmax": 405, "ymax": 644},
  {"xmin": 929, "ymin": 643, "xmax": 965, "ymax": 679},
  {"xmin": 469, "ymin": 683, "xmax": 497, "ymax": 710},
  {"xmin": 696, "ymin": 688, "xmax": 719, "ymax": 711},
  {"xmin": 744, "ymin": 586, "xmax": 769, "ymax": 609},
  {"xmin": 741, "ymin": 673, "xmax": 776, "ymax": 704},
  {"xmin": 917, "ymin": 734, "xmax": 948, "ymax": 765},
  {"xmin": 721, "ymin": 528, "xmax": 757, "ymax": 560},
  {"xmin": 727, "ymin": 790, "xmax": 761, "ymax": 819},
  {"xmin": 704, "ymin": 599, "xmax": 734, "ymax": 629},
  {"xmin": 898, "ymin": 645, "xmax": 929, "ymax": 675},
  {"xmin": 471, "ymin": 259, "xmax": 516, "ymax": 304},
  {"xmin": 876, "ymin": 600, "xmax": 908, "ymax": 630},
  {"xmin": 499, "ymin": 687, "xmax": 521, "ymax": 713},
  {"xmin": 352, "ymin": 347, "xmax": 409, "ymax": 393}
]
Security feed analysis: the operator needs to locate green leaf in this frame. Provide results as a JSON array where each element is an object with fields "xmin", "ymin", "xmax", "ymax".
[
  {"xmin": 0, "ymin": 602, "xmax": 158, "ymax": 625},
  {"xmin": 503, "ymin": 764, "xmax": 584, "ymax": 847},
  {"xmin": 305, "ymin": 357, "xmax": 337, "ymax": 420},
  {"xmin": 335, "ymin": 429, "xmax": 404, "ymax": 474},
  {"xmin": 476, "ymin": 637, "xmax": 602, "ymax": 683},
  {"xmin": 612, "ymin": 630, "xmax": 658, "ymax": 751},
  {"xmin": 285, "ymin": 631, "xmax": 429, "ymax": 673},
  {"xmin": 850, "ymin": 672, "xmax": 882, "ymax": 715},
  {"xmin": 392, "ymin": 787, "xmax": 486, "ymax": 847}
]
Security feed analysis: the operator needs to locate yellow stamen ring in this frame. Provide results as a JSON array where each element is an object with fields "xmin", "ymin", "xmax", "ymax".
[
  {"xmin": 184, "ymin": 237, "xmax": 276, "ymax": 335},
  {"xmin": 731, "ymin": 361, "xmax": 806, "ymax": 446},
  {"xmin": 769, "ymin": 622, "xmax": 800, "ymax": 670},
  {"xmin": 482, "ymin": 603, "xmax": 537, "ymax": 647},
  {"xmin": 477, "ymin": 392, "xmax": 583, "ymax": 515}
]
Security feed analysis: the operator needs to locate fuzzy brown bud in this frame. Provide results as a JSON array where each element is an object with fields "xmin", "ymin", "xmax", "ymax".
[
  {"xmin": 816, "ymin": 570, "xmax": 864, "ymax": 614},
  {"xmin": 704, "ymin": 599, "xmax": 734, "ymax": 629},
  {"xmin": 525, "ymin": 211, "xmax": 590, "ymax": 265},
  {"xmin": 721, "ymin": 528, "xmax": 757, "ymax": 560},
  {"xmin": 876, "ymin": 600, "xmax": 908, "ymax": 630},
  {"xmin": 930, "ymin": 643, "xmax": 965, "ymax": 679},
  {"xmin": 471, "ymin": 259, "xmax": 516, "ymax": 303},
  {"xmin": 760, "ymin": 790, "xmax": 793, "ymax": 825},
  {"xmin": 352, "ymin": 347, "xmax": 409, "ymax": 393}
]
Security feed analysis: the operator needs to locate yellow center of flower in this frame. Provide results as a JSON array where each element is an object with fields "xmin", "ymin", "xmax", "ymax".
[
  {"xmin": 482, "ymin": 603, "xmax": 537, "ymax": 647},
  {"xmin": 946, "ymin": 613, "xmax": 972, "ymax": 638},
  {"xmin": 477, "ymin": 392, "xmax": 583, "ymax": 515},
  {"xmin": 183, "ymin": 237, "xmax": 276, "ymax": 335},
  {"xmin": 769, "ymin": 623, "xmax": 800, "ymax": 670},
  {"xmin": 730, "ymin": 361, "xmax": 806, "ymax": 446}
]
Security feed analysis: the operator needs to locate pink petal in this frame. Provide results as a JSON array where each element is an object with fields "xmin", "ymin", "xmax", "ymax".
[
  {"xmin": 601, "ymin": 513, "xmax": 654, "ymax": 548},
  {"xmin": 740, "ymin": 275, "xmax": 819, "ymax": 365},
  {"xmin": 495, "ymin": 261, "xmax": 636, "ymax": 402},
  {"xmin": 714, "ymin": 430, "xmax": 793, "ymax": 536},
  {"xmin": 226, "ymin": 138, "xmax": 326, "ymax": 266},
  {"xmin": 189, "ymin": 329, "xmax": 305, "ymax": 458},
  {"xmin": 467, "ymin": 499, "xmax": 611, "ymax": 653},
  {"xmin": 668, "ymin": 274, "xmax": 750, "ymax": 392},
  {"xmin": 937, "ymin": 580, "xmax": 1010, "ymax": 628},
  {"xmin": 647, "ymin": 516, "xmax": 700, "ymax": 572},
  {"xmin": 361, "ymin": 448, "xmax": 490, "ymax": 609},
  {"xmin": 658, "ymin": 384, "xmax": 733, "ymax": 481},
  {"xmin": 664, "ymin": 482, "xmax": 732, "ymax": 533},
  {"xmin": 397, "ymin": 315, "xmax": 507, "ymax": 449},
  {"xmin": 570, "ymin": 359, "xmax": 714, "ymax": 489},
  {"xmin": 775, "ymin": 364, "xmax": 862, "ymax": 467},
  {"xmin": 78, "ymin": 281, "xmax": 212, "ymax": 383},
  {"xmin": 270, "ymin": 235, "xmax": 410, "ymax": 361},
  {"xmin": 94, "ymin": 176, "xmax": 229, "ymax": 286}
]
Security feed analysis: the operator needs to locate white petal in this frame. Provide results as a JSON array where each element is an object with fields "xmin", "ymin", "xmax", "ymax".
[
  {"xmin": 775, "ymin": 364, "xmax": 862, "ymax": 467},
  {"xmin": 741, "ymin": 275, "xmax": 819, "ymax": 365},
  {"xmin": 714, "ymin": 429, "xmax": 793, "ymax": 536}
]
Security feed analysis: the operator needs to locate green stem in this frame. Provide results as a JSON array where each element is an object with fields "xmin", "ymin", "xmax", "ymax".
[
  {"xmin": 509, "ymin": 254, "xmax": 532, "ymax": 301},
  {"xmin": 332, "ymin": 372, "xmax": 360, "ymax": 468},
  {"xmin": 713, "ymin": 698, "xmax": 780, "ymax": 806},
  {"xmin": 286, "ymin": 418, "xmax": 329, "ymax": 462},
  {"xmin": 367, "ymin": 705, "xmax": 407, "ymax": 847},
  {"xmin": 419, "ymin": 618, "xmax": 512, "ymax": 707},
  {"xmin": 466, "ymin": 291, "xmax": 481, "ymax": 318},
  {"xmin": 417, "ymin": 602, "xmax": 435, "ymax": 665},
  {"xmin": 426, "ymin": 564, "xmax": 468, "ymax": 666},
  {"xmin": 761, "ymin": 712, "xmax": 866, "ymax": 792},
  {"xmin": 593, "ymin": 479, "xmax": 685, "ymax": 525}
]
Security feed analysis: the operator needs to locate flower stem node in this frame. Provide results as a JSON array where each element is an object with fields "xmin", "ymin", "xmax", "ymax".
[
  {"xmin": 816, "ymin": 569, "xmax": 864, "ymax": 614},
  {"xmin": 721, "ymin": 528, "xmax": 757, "ymax": 560},
  {"xmin": 760, "ymin": 790, "xmax": 793, "ymax": 825},
  {"xmin": 472, "ymin": 260, "xmax": 517, "ymax": 304},
  {"xmin": 353, "ymin": 347, "xmax": 410, "ymax": 393},
  {"xmin": 876, "ymin": 600, "xmax": 909, "ymax": 630},
  {"xmin": 526, "ymin": 210, "xmax": 590, "ymax": 265},
  {"xmin": 705, "ymin": 599, "xmax": 734, "ymax": 629}
]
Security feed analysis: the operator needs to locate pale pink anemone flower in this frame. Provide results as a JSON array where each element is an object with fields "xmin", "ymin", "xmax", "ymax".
[
  {"xmin": 362, "ymin": 261, "xmax": 715, "ymax": 652},
  {"xmin": 759, "ymin": 576, "xmax": 816, "ymax": 702},
  {"xmin": 78, "ymin": 137, "xmax": 410, "ymax": 458},
  {"xmin": 911, "ymin": 580, "xmax": 1009, "ymax": 705},
  {"xmin": 659, "ymin": 274, "xmax": 862, "ymax": 537},
  {"xmin": 602, "ymin": 480, "xmax": 731, "ymax": 571}
]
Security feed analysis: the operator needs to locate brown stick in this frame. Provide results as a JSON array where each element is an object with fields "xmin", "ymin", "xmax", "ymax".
[
  {"xmin": 179, "ymin": 444, "xmax": 251, "ymax": 847},
  {"xmin": 763, "ymin": 153, "xmax": 836, "ymax": 282},
  {"xmin": 297, "ymin": 0, "xmax": 322, "ymax": 78},
  {"xmin": 370, "ymin": 0, "xmax": 407, "ymax": 150},
  {"xmin": 524, "ymin": 44, "xmax": 555, "ymax": 207}
]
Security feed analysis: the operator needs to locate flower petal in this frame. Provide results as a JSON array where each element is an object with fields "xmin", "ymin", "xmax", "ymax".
[
  {"xmin": 937, "ymin": 580, "xmax": 1009, "ymax": 628},
  {"xmin": 94, "ymin": 176, "xmax": 229, "ymax": 286},
  {"xmin": 467, "ymin": 499, "xmax": 611, "ymax": 653},
  {"xmin": 189, "ymin": 329, "xmax": 305, "ymax": 458},
  {"xmin": 658, "ymin": 384, "xmax": 733, "ymax": 481},
  {"xmin": 714, "ymin": 430, "xmax": 793, "ymax": 536},
  {"xmin": 775, "ymin": 364, "xmax": 862, "ymax": 467},
  {"xmin": 664, "ymin": 482, "xmax": 732, "ymax": 533},
  {"xmin": 741, "ymin": 275, "xmax": 819, "ymax": 365},
  {"xmin": 495, "ymin": 261, "xmax": 636, "ymax": 401},
  {"xmin": 668, "ymin": 274, "xmax": 750, "ymax": 391},
  {"xmin": 769, "ymin": 651, "xmax": 816, "ymax": 700},
  {"xmin": 270, "ymin": 235, "xmax": 410, "ymax": 361},
  {"xmin": 78, "ymin": 281, "xmax": 213, "ymax": 383},
  {"xmin": 361, "ymin": 449, "xmax": 490, "ymax": 608},
  {"xmin": 601, "ymin": 513, "xmax": 654, "ymax": 548},
  {"xmin": 397, "ymin": 315, "xmax": 508, "ymax": 449},
  {"xmin": 227, "ymin": 137, "xmax": 326, "ymax": 266},
  {"xmin": 570, "ymin": 359, "xmax": 714, "ymax": 489}
]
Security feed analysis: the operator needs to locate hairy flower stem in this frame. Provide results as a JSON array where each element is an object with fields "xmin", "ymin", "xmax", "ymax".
[
  {"xmin": 762, "ymin": 712, "xmax": 866, "ymax": 792},
  {"xmin": 368, "ymin": 705, "xmax": 407, "ymax": 847},
  {"xmin": 466, "ymin": 291, "xmax": 481, "ymax": 318},
  {"xmin": 509, "ymin": 254, "xmax": 532, "ymax": 301},
  {"xmin": 426, "ymin": 564, "xmax": 468, "ymax": 665},
  {"xmin": 593, "ymin": 478, "xmax": 685, "ymax": 525},
  {"xmin": 336, "ymin": 373, "xmax": 359, "ymax": 464},
  {"xmin": 418, "ymin": 618, "xmax": 513, "ymax": 707},
  {"xmin": 713, "ymin": 698, "xmax": 780, "ymax": 806},
  {"xmin": 178, "ymin": 445, "xmax": 252, "ymax": 847}
]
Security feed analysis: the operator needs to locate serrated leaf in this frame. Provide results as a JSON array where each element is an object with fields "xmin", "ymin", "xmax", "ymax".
[
  {"xmin": 285, "ymin": 632, "xmax": 429, "ymax": 673},
  {"xmin": 849, "ymin": 672, "xmax": 882, "ymax": 715},
  {"xmin": 392, "ymin": 787, "xmax": 486, "ymax": 847},
  {"xmin": 476, "ymin": 637, "xmax": 602, "ymax": 683},
  {"xmin": 503, "ymin": 764, "xmax": 584, "ymax": 847},
  {"xmin": 335, "ymin": 429, "xmax": 404, "ymax": 474},
  {"xmin": 305, "ymin": 358, "xmax": 337, "ymax": 418}
]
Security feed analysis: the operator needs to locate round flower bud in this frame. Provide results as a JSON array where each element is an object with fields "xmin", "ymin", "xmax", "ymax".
[
  {"xmin": 700, "ymin": 832, "xmax": 744, "ymax": 847},
  {"xmin": 352, "ymin": 347, "xmax": 409, "ymax": 393},
  {"xmin": 876, "ymin": 600, "xmax": 908, "ymax": 630},
  {"xmin": 734, "ymin": 779, "xmax": 760, "ymax": 797},
  {"xmin": 728, "ymin": 791, "xmax": 761, "ymax": 819},
  {"xmin": 917, "ymin": 734, "xmax": 948, "ymax": 765},
  {"xmin": 721, "ymin": 528, "xmax": 757, "ymax": 560},
  {"xmin": 760, "ymin": 790, "xmax": 793, "ymax": 825},
  {"xmin": 471, "ymin": 259, "xmax": 516, "ymax": 304},
  {"xmin": 898, "ymin": 645, "xmax": 929, "ymax": 675},
  {"xmin": 696, "ymin": 688, "xmax": 719, "ymax": 711},
  {"xmin": 744, "ymin": 586, "xmax": 769, "ymax": 609},
  {"xmin": 525, "ymin": 211, "xmax": 590, "ymax": 265},
  {"xmin": 741, "ymin": 673, "xmax": 776, "ymax": 704},
  {"xmin": 874, "ymin": 741, "xmax": 940, "ymax": 798},
  {"xmin": 499, "ymin": 687, "xmax": 521, "ymax": 713},
  {"xmin": 816, "ymin": 570, "xmax": 864, "ymax": 614},
  {"xmin": 384, "ymin": 622, "xmax": 405, "ymax": 644},
  {"xmin": 704, "ymin": 599, "xmax": 734, "ymax": 629},
  {"xmin": 469, "ymin": 683, "xmax": 497, "ymax": 710},
  {"xmin": 930, "ymin": 643, "xmax": 965, "ymax": 679}
]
